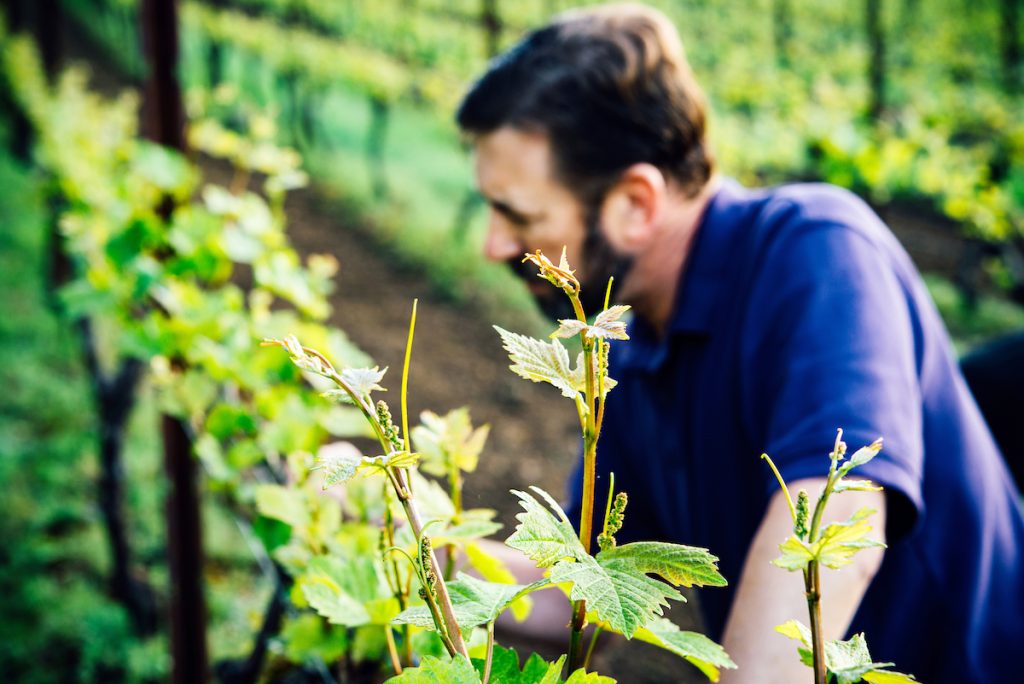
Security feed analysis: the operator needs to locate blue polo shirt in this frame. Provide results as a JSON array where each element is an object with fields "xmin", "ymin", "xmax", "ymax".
[{"xmin": 565, "ymin": 179, "xmax": 1023, "ymax": 682}]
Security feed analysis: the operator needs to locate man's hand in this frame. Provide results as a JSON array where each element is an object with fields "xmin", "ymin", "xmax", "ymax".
[{"xmin": 718, "ymin": 477, "xmax": 886, "ymax": 684}]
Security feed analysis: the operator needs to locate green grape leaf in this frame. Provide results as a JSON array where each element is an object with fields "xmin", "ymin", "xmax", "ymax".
[
  {"xmin": 393, "ymin": 573, "xmax": 528, "ymax": 631},
  {"xmin": 299, "ymin": 555, "xmax": 389, "ymax": 627},
  {"xmin": 255, "ymin": 484, "xmax": 309, "ymax": 529},
  {"xmin": 832, "ymin": 479, "xmax": 883, "ymax": 493},
  {"xmin": 772, "ymin": 535, "xmax": 816, "ymax": 571},
  {"xmin": 837, "ymin": 439, "xmax": 883, "ymax": 477},
  {"xmin": 359, "ymin": 450, "xmax": 420, "ymax": 475},
  {"xmin": 826, "ymin": 634, "xmax": 884, "ymax": 684},
  {"xmin": 634, "ymin": 618, "xmax": 735, "ymax": 681},
  {"xmin": 506, "ymin": 487, "xmax": 587, "ymax": 567},
  {"xmin": 774, "ymin": 508, "xmax": 883, "ymax": 571},
  {"xmin": 775, "ymin": 619, "xmax": 813, "ymax": 644},
  {"xmin": 252, "ymin": 515, "xmax": 291, "ymax": 553},
  {"xmin": 301, "ymin": 578, "xmax": 370, "ymax": 627},
  {"xmin": 315, "ymin": 442, "xmax": 363, "ymax": 488},
  {"xmin": 133, "ymin": 141, "xmax": 194, "ymax": 194},
  {"xmin": 775, "ymin": 621, "xmax": 917, "ymax": 684},
  {"xmin": 597, "ymin": 541, "xmax": 728, "ymax": 589},
  {"xmin": 320, "ymin": 406, "xmax": 376, "ymax": 438},
  {"xmin": 495, "ymin": 326, "xmax": 578, "ymax": 399},
  {"xmin": 570, "ymin": 352, "xmax": 618, "ymax": 397},
  {"xmin": 204, "ymin": 404, "xmax": 257, "ymax": 440},
  {"xmin": 813, "ymin": 508, "xmax": 885, "ymax": 569},
  {"xmin": 591, "ymin": 305, "xmax": 631, "ymax": 340},
  {"xmin": 861, "ymin": 671, "xmax": 919, "ymax": 683},
  {"xmin": 465, "ymin": 542, "xmax": 533, "ymax": 622},
  {"xmin": 316, "ymin": 446, "xmax": 419, "ymax": 490},
  {"xmin": 471, "ymin": 645, "xmax": 520, "ymax": 682},
  {"xmin": 471, "ymin": 647, "xmax": 566, "ymax": 684},
  {"xmin": 551, "ymin": 552, "xmax": 682, "ymax": 638},
  {"xmin": 412, "ymin": 407, "xmax": 490, "ymax": 476},
  {"xmin": 385, "ymin": 654, "xmax": 480, "ymax": 683},
  {"xmin": 280, "ymin": 614, "xmax": 348, "ymax": 665},
  {"xmin": 432, "ymin": 509, "xmax": 503, "ymax": 543},
  {"xmin": 551, "ymin": 319, "xmax": 589, "ymax": 339},
  {"xmin": 339, "ymin": 366, "xmax": 388, "ymax": 404},
  {"xmin": 529, "ymin": 653, "xmax": 566, "ymax": 684},
  {"xmin": 564, "ymin": 669, "xmax": 616, "ymax": 683},
  {"xmin": 407, "ymin": 469, "xmax": 457, "ymax": 522}
]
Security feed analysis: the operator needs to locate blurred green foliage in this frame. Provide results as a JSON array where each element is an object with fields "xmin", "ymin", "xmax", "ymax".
[
  {"xmin": 58, "ymin": 0, "xmax": 1024, "ymax": 319},
  {"xmin": 0, "ymin": 126, "xmax": 170, "ymax": 682}
]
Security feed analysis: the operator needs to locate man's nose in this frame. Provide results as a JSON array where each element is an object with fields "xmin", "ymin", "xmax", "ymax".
[{"xmin": 482, "ymin": 212, "xmax": 523, "ymax": 263}]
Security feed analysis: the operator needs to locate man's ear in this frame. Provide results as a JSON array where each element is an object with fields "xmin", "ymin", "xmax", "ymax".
[{"xmin": 599, "ymin": 163, "xmax": 666, "ymax": 253}]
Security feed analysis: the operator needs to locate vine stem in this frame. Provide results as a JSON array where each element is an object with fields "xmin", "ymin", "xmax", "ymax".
[
  {"xmin": 384, "ymin": 626, "xmax": 403, "ymax": 676},
  {"xmin": 482, "ymin": 621, "xmax": 496, "ymax": 684},
  {"xmin": 583, "ymin": 626, "xmax": 603, "ymax": 671},
  {"xmin": 282, "ymin": 330, "xmax": 469, "ymax": 659},
  {"xmin": 395, "ymin": 466, "xmax": 469, "ymax": 658},
  {"xmin": 803, "ymin": 432, "xmax": 842, "ymax": 684},
  {"xmin": 569, "ymin": 293, "xmax": 598, "ymax": 673},
  {"xmin": 804, "ymin": 563, "xmax": 826, "ymax": 684}
]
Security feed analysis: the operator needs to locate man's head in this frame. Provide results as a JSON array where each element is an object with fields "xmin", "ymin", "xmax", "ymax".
[{"xmin": 457, "ymin": 3, "xmax": 714, "ymax": 317}]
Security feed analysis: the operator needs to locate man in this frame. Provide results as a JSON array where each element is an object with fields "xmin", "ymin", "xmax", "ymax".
[{"xmin": 456, "ymin": 4, "xmax": 1023, "ymax": 683}]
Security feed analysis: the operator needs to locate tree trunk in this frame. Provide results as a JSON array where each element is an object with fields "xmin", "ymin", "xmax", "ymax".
[
  {"xmin": 139, "ymin": 2, "xmax": 209, "ymax": 682},
  {"xmin": 77, "ymin": 318, "xmax": 159, "ymax": 636}
]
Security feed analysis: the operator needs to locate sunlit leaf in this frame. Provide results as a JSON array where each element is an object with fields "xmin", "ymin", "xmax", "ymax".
[
  {"xmin": 563, "ymin": 669, "xmax": 616, "ymax": 683},
  {"xmin": 506, "ymin": 487, "xmax": 586, "ymax": 567},
  {"xmin": 340, "ymin": 366, "xmax": 388, "ymax": 403},
  {"xmin": 551, "ymin": 319, "xmax": 589, "ymax": 339},
  {"xmin": 412, "ymin": 407, "xmax": 490, "ymax": 476},
  {"xmin": 772, "ymin": 535, "xmax": 816, "ymax": 571},
  {"xmin": 470, "ymin": 647, "xmax": 565, "ymax": 684},
  {"xmin": 255, "ymin": 484, "xmax": 309, "ymax": 529},
  {"xmin": 465, "ymin": 542, "xmax": 533, "ymax": 621},
  {"xmin": 495, "ymin": 326, "xmax": 578, "ymax": 399},
  {"xmin": 813, "ymin": 508, "xmax": 885, "ymax": 569},
  {"xmin": 597, "ymin": 541, "xmax": 727, "ymax": 589},
  {"xmin": 392, "ymin": 573, "xmax": 529, "ymax": 631},
  {"xmin": 315, "ymin": 442, "xmax": 363, "ymax": 488},
  {"xmin": 591, "ymin": 305, "xmax": 631, "ymax": 340},
  {"xmin": 385, "ymin": 654, "xmax": 479, "ymax": 683},
  {"xmin": 550, "ymin": 552, "xmax": 680, "ymax": 638},
  {"xmin": 837, "ymin": 439, "xmax": 884, "ymax": 477},
  {"xmin": 635, "ymin": 618, "xmax": 735, "ymax": 681}
]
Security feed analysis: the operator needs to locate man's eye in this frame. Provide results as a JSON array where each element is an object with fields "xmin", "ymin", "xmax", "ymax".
[{"xmin": 508, "ymin": 214, "xmax": 531, "ymax": 228}]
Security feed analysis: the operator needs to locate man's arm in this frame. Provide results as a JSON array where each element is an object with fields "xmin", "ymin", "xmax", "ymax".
[{"xmin": 718, "ymin": 477, "xmax": 886, "ymax": 684}]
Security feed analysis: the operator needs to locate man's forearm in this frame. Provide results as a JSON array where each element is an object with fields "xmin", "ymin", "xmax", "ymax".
[{"xmin": 718, "ymin": 478, "xmax": 886, "ymax": 684}]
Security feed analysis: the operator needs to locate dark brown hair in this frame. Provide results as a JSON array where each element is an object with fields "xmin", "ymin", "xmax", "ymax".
[{"xmin": 457, "ymin": 3, "xmax": 714, "ymax": 206}]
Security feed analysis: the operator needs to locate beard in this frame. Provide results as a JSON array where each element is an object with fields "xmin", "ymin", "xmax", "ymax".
[{"xmin": 507, "ymin": 211, "xmax": 634, "ymax": 321}]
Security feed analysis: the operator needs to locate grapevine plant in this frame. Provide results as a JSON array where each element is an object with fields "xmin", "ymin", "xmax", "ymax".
[
  {"xmin": 763, "ymin": 432, "xmax": 918, "ymax": 684},
  {"xmin": 0, "ymin": 26, "xmax": 429, "ymax": 675},
  {"xmin": 270, "ymin": 248, "xmax": 736, "ymax": 682}
]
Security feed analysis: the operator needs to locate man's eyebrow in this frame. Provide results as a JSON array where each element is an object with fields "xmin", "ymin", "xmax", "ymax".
[{"xmin": 483, "ymin": 195, "xmax": 539, "ymax": 224}]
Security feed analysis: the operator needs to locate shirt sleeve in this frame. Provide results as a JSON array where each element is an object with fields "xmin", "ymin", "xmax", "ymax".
[{"xmin": 743, "ymin": 219, "xmax": 925, "ymax": 538}]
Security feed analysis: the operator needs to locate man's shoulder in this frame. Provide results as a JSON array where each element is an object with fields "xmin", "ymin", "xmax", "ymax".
[
  {"xmin": 756, "ymin": 182, "xmax": 881, "ymax": 233},
  {"xmin": 732, "ymin": 181, "xmax": 903, "ymax": 269}
]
